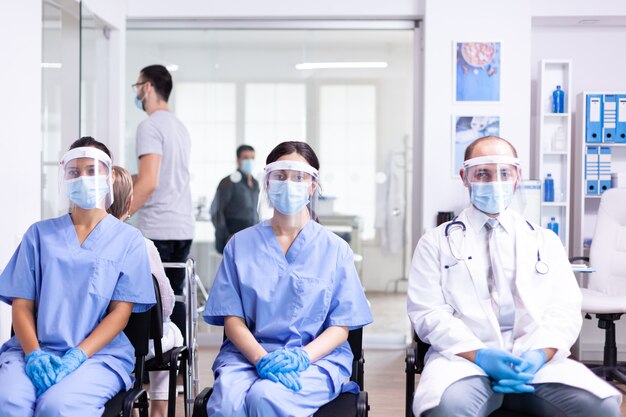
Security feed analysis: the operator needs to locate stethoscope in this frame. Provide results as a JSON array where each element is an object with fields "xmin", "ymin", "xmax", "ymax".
[{"xmin": 444, "ymin": 218, "xmax": 549, "ymax": 275}]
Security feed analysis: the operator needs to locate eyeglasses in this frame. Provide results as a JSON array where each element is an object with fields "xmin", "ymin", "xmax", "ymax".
[{"xmin": 131, "ymin": 81, "xmax": 149, "ymax": 93}]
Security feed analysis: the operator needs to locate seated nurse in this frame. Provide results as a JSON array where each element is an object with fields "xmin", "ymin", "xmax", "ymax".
[
  {"xmin": 0, "ymin": 137, "xmax": 155, "ymax": 417},
  {"xmin": 203, "ymin": 141, "xmax": 373, "ymax": 417}
]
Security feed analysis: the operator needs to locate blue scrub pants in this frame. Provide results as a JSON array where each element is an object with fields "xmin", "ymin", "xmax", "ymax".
[
  {"xmin": 0, "ymin": 356, "xmax": 124, "ymax": 417},
  {"xmin": 421, "ymin": 376, "xmax": 621, "ymax": 417},
  {"xmin": 207, "ymin": 362, "xmax": 338, "ymax": 417}
]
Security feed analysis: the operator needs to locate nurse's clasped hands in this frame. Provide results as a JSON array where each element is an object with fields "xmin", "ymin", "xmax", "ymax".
[
  {"xmin": 24, "ymin": 350, "xmax": 63, "ymax": 397},
  {"xmin": 256, "ymin": 348, "xmax": 311, "ymax": 392},
  {"xmin": 515, "ymin": 349, "xmax": 547, "ymax": 375},
  {"xmin": 491, "ymin": 349, "xmax": 548, "ymax": 393},
  {"xmin": 54, "ymin": 347, "xmax": 88, "ymax": 383}
]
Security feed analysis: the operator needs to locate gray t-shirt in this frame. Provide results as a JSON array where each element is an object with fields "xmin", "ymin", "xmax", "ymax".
[{"xmin": 136, "ymin": 110, "xmax": 194, "ymax": 240}]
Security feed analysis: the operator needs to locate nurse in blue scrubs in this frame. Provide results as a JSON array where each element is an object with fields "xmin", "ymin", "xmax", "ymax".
[
  {"xmin": 0, "ymin": 137, "xmax": 155, "ymax": 416},
  {"xmin": 204, "ymin": 141, "xmax": 373, "ymax": 417}
]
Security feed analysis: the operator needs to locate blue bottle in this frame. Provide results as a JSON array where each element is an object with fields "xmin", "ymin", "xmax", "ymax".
[
  {"xmin": 547, "ymin": 217, "xmax": 559, "ymax": 236},
  {"xmin": 552, "ymin": 85, "xmax": 564, "ymax": 113},
  {"xmin": 544, "ymin": 173, "xmax": 554, "ymax": 202}
]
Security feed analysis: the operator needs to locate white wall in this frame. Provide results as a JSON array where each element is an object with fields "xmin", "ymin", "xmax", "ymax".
[
  {"xmin": 0, "ymin": 0, "xmax": 42, "ymax": 344},
  {"xmin": 418, "ymin": 0, "xmax": 532, "ymax": 233}
]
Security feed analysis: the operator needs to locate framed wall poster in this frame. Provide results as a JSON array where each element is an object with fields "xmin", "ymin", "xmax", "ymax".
[
  {"xmin": 454, "ymin": 42, "xmax": 501, "ymax": 102},
  {"xmin": 452, "ymin": 115, "xmax": 500, "ymax": 176}
]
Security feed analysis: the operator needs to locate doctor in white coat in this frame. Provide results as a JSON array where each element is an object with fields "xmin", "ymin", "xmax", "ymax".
[{"xmin": 408, "ymin": 136, "xmax": 622, "ymax": 417}]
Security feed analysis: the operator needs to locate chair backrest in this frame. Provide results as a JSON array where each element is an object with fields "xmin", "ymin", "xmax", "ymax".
[
  {"xmin": 124, "ymin": 307, "xmax": 151, "ymax": 357},
  {"xmin": 347, "ymin": 328, "xmax": 364, "ymax": 388},
  {"xmin": 589, "ymin": 187, "xmax": 626, "ymax": 295},
  {"xmin": 150, "ymin": 275, "xmax": 165, "ymax": 362}
]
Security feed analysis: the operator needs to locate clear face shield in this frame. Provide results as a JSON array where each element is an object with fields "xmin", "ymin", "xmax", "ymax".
[
  {"xmin": 462, "ymin": 155, "xmax": 522, "ymax": 215},
  {"xmin": 59, "ymin": 147, "xmax": 114, "ymax": 211},
  {"xmin": 258, "ymin": 160, "xmax": 320, "ymax": 227}
]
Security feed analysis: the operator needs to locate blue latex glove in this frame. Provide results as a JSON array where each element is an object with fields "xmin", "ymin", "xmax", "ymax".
[
  {"xmin": 24, "ymin": 350, "xmax": 63, "ymax": 397},
  {"xmin": 275, "ymin": 370, "xmax": 302, "ymax": 392},
  {"xmin": 474, "ymin": 348, "xmax": 533, "ymax": 382},
  {"xmin": 257, "ymin": 348, "xmax": 310, "ymax": 375},
  {"xmin": 515, "ymin": 349, "xmax": 547, "ymax": 375},
  {"xmin": 492, "ymin": 378, "xmax": 535, "ymax": 394},
  {"xmin": 55, "ymin": 348, "xmax": 87, "ymax": 383},
  {"xmin": 256, "ymin": 350, "xmax": 288, "ymax": 380}
]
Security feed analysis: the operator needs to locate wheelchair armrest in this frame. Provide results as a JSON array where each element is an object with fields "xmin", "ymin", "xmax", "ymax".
[
  {"xmin": 357, "ymin": 390, "xmax": 369, "ymax": 417},
  {"xmin": 569, "ymin": 256, "xmax": 589, "ymax": 263},
  {"xmin": 192, "ymin": 387, "xmax": 213, "ymax": 417},
  {"xmin": 405, "ymin": 341, "xmax": 417, "ymax": 417},
  {"xmin": 122, "ymin": 386, "xmax": 147, "ymax": 417}
]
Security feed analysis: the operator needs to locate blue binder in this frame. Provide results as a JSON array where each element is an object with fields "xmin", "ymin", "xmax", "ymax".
[
  {"xmin": 603, "ymin": 94, "xmax": 617, "ymax": 142},
  {"xmin": 616, "ymin": 95, "xmax": 626, "ymax": 143},
  {"xmin": 586, "ymin": 94, "xmax": 603, "ymax": 143},
  {"xmin": 599, "ymin": 146, "xmax": 612, "ymax": 194},
  {"xmin": 585, "ymin": 146, "xmax": 599, "ymax": 195}
]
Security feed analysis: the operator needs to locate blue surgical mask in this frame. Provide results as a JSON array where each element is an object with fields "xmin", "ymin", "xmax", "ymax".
[
  {"xmin": 66, "ymin": 175, "xmax": 110, "ymax": 209},
  {"xmin": 268, "ymin": 180, "xmax": 310, "ymax": 215},
  {"xmin": 134, "ymin": 95, "xmax": 144, "ymax": 111},
  {"xmin": 240, "ymin": 159, "xmax": 255, "ymax": 175},
  {"xmin": 470, "ymin": 181, "xmax": 515, "ymax": 215}
]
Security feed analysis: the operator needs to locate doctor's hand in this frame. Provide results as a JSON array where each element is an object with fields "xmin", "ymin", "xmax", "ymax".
[
  {"xmin": 492, "ymin": 378, "xmax": 535, "ymax": 394},
  {"xmin": 54, "ymin": 347, "xmax": 88, "ymax": 383},
  {"xmin": 474, "ymin": 348, "xmax": 534, "ymax": 382},
  {"xmin": 24, "ymin": 350, "xmax": 63, "ymax": 397},
  {"xmin": 515, "ymin": 349, "xmax": 548, "ymax": 375}
]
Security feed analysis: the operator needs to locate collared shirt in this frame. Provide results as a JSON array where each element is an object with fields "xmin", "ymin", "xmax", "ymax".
[{"xmin": 466, "ymin": 205, "xmax": 517, "ymax": 348}]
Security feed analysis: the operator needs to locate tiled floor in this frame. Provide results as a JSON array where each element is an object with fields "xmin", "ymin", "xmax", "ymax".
[{"xmin": 166, "ymin": 291, "xmax": 626, "ymax": 416}]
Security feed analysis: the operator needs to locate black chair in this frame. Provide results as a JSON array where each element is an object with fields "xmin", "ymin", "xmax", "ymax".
[
  {"xmin": 102, "ymin": 306, "xmax": 152, "ymax": 417},
  {"xmin": 145, "ymin": 275, "xmax": 190, "ymax": 417},
  {"xmin": 406, "ymin": 333, "xmax": 533, "ymax": 417},
  {"xmin": 192, "ymin": 328, "xmax": 369, "ymax": 417}
]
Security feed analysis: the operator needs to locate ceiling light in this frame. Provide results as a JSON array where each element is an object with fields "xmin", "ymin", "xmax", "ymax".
[
  {"xmin": 578, "ymin": 19, "xmax": 600, "ymax": 25},
  {"xmin": 295, "ymin": 62, "xmax": 388, "ymax": 70},
  {"xmin": 41, "ymin": 62, "xmax": 62, "ymax": 69},
  {"xmin": 166, "ymin": 64, "xmax": 179, "ymax": 72}
]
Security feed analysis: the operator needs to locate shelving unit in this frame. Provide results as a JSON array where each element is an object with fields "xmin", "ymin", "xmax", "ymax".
[
  {"xmin": 533, "ymin": 59, "xmax": 572, "ymax": 252},
  {"xmin": 572, "ymin": 91, "xmax": 626, "ymax": 258}
]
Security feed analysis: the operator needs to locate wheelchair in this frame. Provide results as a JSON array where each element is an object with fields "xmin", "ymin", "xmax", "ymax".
[
  {"xmin": 192, "ymin": 328, "xmax": 369, "ymax": 417},
  {"xmin": 406, "ymin": 334, "xmax": 533, "ymax": 417},
  {"xmin": 162, "ymin": 258, "xmax": 206, "ymax": 417}
]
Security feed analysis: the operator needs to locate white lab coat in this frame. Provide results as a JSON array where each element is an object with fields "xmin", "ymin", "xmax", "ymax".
[{"xmin": 407, "ymin": 207, "xmax": 621, "ymax": 417}]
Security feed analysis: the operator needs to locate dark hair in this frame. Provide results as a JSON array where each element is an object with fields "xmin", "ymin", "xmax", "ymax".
[
  {"xmin": 236, "ymin": 144, "xmax": 255, "ymax": 159},
  {"xmin": 107, "ymin": 166, "xmax": 133, "ymax": 219},
  {"xmin": 266, "ymin": 141, "xmax": 320, "ymax": 169},
  {"xmin": 140, "ymin": 65, "xmax": 173, "ymax": 102},
  {"xmin": 69, "ymin": 136, "xmax": 112, "ymax": 158},
  {"xmin": 464, "ymin": 135, "xmax": 518, "ymax": 161}
]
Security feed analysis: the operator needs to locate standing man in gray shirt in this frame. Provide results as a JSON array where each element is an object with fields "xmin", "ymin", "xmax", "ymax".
[{"xmin": 131, "ymin": 64, "xmax": 194, "ymax": 339}]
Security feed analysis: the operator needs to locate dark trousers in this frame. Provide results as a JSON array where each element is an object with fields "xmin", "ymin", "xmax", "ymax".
[{"xmin": 151, "ymin": 239, "xmax": 193, "ymax": 344}]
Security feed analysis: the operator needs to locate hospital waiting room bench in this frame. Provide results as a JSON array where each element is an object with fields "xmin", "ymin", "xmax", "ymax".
[
  {"xmin": 405, "ymin": 334, "xmax": 534, "ymax": 417},
  {"xmin": 191, "ymin": 327, "xmax": 369, "ymax": 417}
]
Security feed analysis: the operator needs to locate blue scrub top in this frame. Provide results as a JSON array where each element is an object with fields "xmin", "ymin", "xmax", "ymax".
[
  {"xmin": 0, "ymin": 214, "xmax": 155, "ymax": 389},
  {"xmin": 204, "ymin": 220, "xmax": 373, "ymax": 391}
]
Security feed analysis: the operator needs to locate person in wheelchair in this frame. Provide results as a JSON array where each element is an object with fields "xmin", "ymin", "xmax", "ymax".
[
  {"xmin": 407, "ymin": 136, "xmax": 622, "ymax": 417},
  {"xmin": 203, "ymin": 141, "xmax": 373, "ymax": 417},
  {"xmin": 0, "ymin": 137, "xmax": 155, "ymax": 416},
  {"xmin": 107, "ymin": 165, "xmax": 184, "ymax": 417}
]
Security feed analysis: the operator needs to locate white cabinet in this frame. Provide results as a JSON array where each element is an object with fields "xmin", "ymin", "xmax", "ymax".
[
  {"xmin": 572, "ymin": 92, "xmax": 626, "ymax": 258},
  {"xmin": 533, "ymin": 59, "xmax": 572, "ymax": 253}
]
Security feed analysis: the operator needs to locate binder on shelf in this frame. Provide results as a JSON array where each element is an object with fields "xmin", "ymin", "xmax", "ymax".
[
  {"xmin": 586, "ymin": 94, "xmax": 603, "ymax": 143},
  {"xmin": 599, "ymin": 146, "xmax": 612, "ymax": 194},
  {"xmin": 585, "ymin": 146, "xmax": 599, "ymax": 195},
  {"xmin": 616, "ymin": 94, "xmax": 626, "ymax": 143},
  {"xmin": 602, "ymin": 94, "xmax": 617, "ymax": 142}
]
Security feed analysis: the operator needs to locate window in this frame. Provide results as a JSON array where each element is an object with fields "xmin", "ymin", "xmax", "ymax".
[
  {"xmin": 175, "ymin": 82, "xmax": 237, "ymax": 216},
  {"xmin": 319, "ymin": 84, "xmax": 377, "ymax": 239},
  {"xmin": 245, "ymin": 83, "xmax": 306, "ymax": 161}
]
